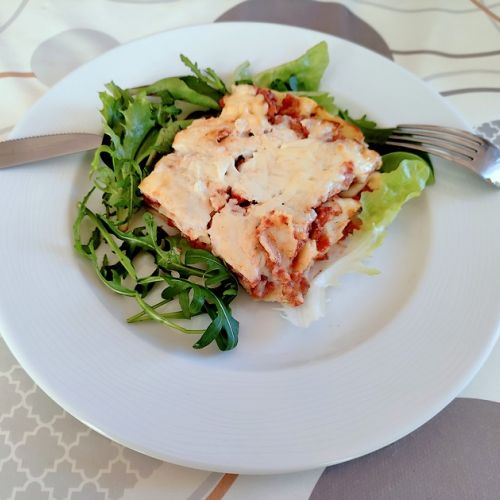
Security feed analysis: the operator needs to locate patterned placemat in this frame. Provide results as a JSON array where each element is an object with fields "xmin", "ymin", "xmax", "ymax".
[{"xmin": 3, "ymin": 337, "xmax": 500, "ymax": 499}]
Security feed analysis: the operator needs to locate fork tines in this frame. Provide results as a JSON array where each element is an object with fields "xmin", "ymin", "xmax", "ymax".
[{"xmin": 386, "ymin": 124, "xmax": 484, "ymax": 166}]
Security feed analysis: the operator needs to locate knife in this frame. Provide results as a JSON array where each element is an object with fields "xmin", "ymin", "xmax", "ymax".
[{"xmin": 0, "ymin": 133, "xmax": 102, "ymax": 169}]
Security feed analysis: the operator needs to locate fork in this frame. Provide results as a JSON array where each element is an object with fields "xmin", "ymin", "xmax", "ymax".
[{"xmin": 384, "ymin": 124, "xmax": 500, "ymax": 188}]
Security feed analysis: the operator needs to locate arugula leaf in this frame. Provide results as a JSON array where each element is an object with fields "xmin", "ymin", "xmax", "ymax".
[
  {"xmin": 142, "ymin": 76, "xmax": 220, "ymax": 110},
  {"xmin": 127, "ymin": 299, "xmax": 186, "ymax": 323},
  {"xmin": 177, "ymin": 289, "xmax": 192, "ymax": 319},
  {"xmin": 338, "ymin": 110, "xmax": 377, "ymax": 129},
  {"xmin": 172, "ymin": 277, "xmax": 239, "ymax": 350},
  {"xmin": 135, "ymin": 274, "xmax": 239, "ymax": 350},
  {"xmin": 73, "ymin": 188, "xmax": 96, "ymax": 258},
  {"xmin": 161, "ymin": 282, "xmax": 191, "ymax": 301},
  {"xmin": 134, "ymin": 293, "xmax": 204, "ymax": 334},
  {"xmin": 155, "ymin": 120, "xmax": 192, "ymax": 150},
  {"xmin": 99, "ymin": 92, "xmax": 122, "ymax": 132},
  {"xmin": 156, "ymin": 104, "xmax": 182, "ymax": 127},
  {"xmin": 135, "ymin": 128, "xmax": 160, "ymax": 164},
  {"xmin": 180, "ymin": 54, "xmax": 227, "ymax": 94},
  {"xmin": 75, "ymin": 204, "xmax": 240, "ymax": 349},
  {"xmin": 193, "ymin": 316, "xmax": 223, "ymax": 349},
  {"xmin": 181, "ymin": 75, "xmax": 222, "ymax": 101},
  {"xmin": 184, "ymin": 248, "xmax": 237, "ymax": 292},
  {"xmin": 189, "ymin": 287, "xmax": 206, "ymax": 315},
  {"xmin": 90, "ymin": 84, "xmax": 155, "ymax": 225},
  {"xmin": 121, "ymin": 94, "xmax": 155, "ymax": 158},
  {"xmin": 337, "ymin": 109, "xmax": 395, "ymax": 144},
  {"xmin": 135, "ymin": 120, "xmax": 192, "ymax": 168},
  {"xmin": 84, "ymin": 207, "xmax": 137, "ymax": 279},
  {"xmin": 90, "ymin": 79, "xmax": 202, "ymax": 227},
  {"xmin": 96, "ymin": 214, "xmax": 156, "ymax": 251},
  {"xmin": 88, "ymin": 247, "xmax": 137, "ymax": 297}
]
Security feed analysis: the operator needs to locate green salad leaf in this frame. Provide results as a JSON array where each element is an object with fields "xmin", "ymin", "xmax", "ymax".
[
  {"xmin": 74, "ymin": 201, "xmax": 239, "ymax": 350},
  {"xmin": 180, "ymin": 75, "xmax": 223, "ymax": 102},
  {"xmin": 232, "ymin": 43, "xmax": 337, "ymax": 113},
  {"xmin": 360, "ymin": 156, "xmax": 430, "ymax": 230},
  {"xmin": 180, "ymin": 54, "xmax": 227, "ymax": 95},
  {"xmin": 253, "ymin": 41, "xmax": 329, "ymax": 91},
  {"xmin": 232, "ymin": 61, "xmax": 252, "ymax": 85},
  {"xmin": 338, "ymin": 108, "xmax": 395, "ymax": 145},
  {"xmin": 380, "ymin": 151, "xmax": 435, "ymax": 185},
  {"xmin": 74, "ymin": 54, "xmax": 241, "ymax": 351},
  {"xmin": 75, "ymin": 43, "xmax": 435, "ymax": 351},
  {"xmin": 90, "ymin": 63, "xmax": 226, "ymax": 228},
  {"xmin": 141, "ymin": 77, "xmax": 220, "ymax": 110}
]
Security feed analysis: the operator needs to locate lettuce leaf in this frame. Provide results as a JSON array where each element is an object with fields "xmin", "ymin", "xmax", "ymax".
[
  {"xmin": 253, "ymin": 41, "xmax": 329, "ymax": 91},
  {"xmin": 230, "ymin": 43, "xmax": 335, "ymax": 112},
  {"xmin": 381, "ymin": 151, "xmax": 435, "ymax": 185},
  {"xmin": 282, "ymin": 155, "xmax": 431, "ymax": 327}
]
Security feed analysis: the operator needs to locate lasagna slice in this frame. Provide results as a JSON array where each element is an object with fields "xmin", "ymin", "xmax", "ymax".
[{"xmin": 139, "ymin": 84, "xmax": 381, "ymax": 306}]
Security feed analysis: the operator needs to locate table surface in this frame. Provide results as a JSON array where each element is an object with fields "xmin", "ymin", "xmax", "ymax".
[{"xmin": 1, "ymin": 1, "xmax": 500, "ymax": 499}]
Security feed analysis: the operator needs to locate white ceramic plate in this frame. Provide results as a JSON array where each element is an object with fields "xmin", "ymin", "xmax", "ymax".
[{"xmin": 1, "ymin": 23, "xmax": 499, "ymax": 474}]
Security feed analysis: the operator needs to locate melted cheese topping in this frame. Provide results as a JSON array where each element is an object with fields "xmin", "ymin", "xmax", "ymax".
[{"xmin": 139, "ymin": 84, "xmax": 381, "ymax": 305}]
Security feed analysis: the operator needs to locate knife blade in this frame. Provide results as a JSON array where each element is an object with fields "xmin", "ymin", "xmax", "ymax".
[{"xmin": 0, "ymin": 133, "xmax": 102, "ymax": 169}]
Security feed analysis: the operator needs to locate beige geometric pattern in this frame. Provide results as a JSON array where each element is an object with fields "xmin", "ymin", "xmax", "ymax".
[
  {"xmin": 477, "ymin": 119, "xmax": 500, "ymax": 147},
  {"xmin": 0, "ymin": 338, "xmax": 162, "ymax": 500}
]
